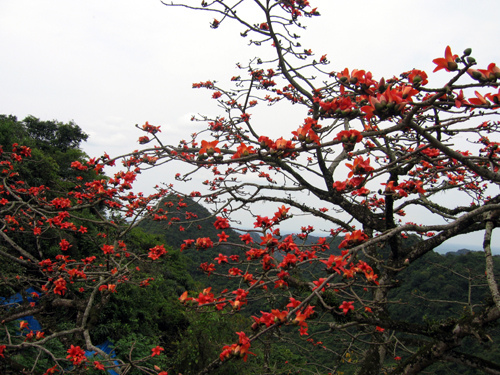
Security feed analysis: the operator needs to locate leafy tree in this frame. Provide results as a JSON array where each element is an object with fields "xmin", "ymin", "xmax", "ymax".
[
  {"xmin": 2, "ymin": 1, "xmax": 500, "ymax": 375},
  {"xmin": 0, "ymin": 115, "xmax": 93, "ymax": 189}
]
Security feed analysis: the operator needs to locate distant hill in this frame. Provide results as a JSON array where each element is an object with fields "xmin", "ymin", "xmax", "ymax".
[
  {"xmin": 446, "ymin": 248, "xmax": 476, "ymax": 256},
  {"xmin": 139, "ymin": 197, "xmax": 497, "ymax": 261},
  {"xmin": 137, "ymin": 195, "xmax": 243, "ymax": 286}
]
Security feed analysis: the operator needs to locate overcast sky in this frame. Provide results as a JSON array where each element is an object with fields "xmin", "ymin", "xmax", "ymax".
[{"xmin": 1, "ymin": 0, "xmax": 499, "ymax": 251}]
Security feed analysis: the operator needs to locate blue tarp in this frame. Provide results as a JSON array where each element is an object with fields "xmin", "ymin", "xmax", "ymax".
[
  {"xmin": 85, "ymin": 340, "xmax": 119, "ymax": 375},
  {"xmin": 0, "ymin": 287, "xmax": 43, "ymax": 332}
]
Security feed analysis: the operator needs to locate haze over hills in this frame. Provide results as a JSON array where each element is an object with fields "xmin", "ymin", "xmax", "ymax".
[
  {"xmin": 138, "ymin": 196, "xmax": 500, "ymax": 258},
  {"xmin": 435, "ymin": 243, "xmax": 500, "ymax": 255}
]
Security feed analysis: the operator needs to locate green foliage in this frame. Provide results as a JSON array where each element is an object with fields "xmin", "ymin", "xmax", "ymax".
[
  {"xmin": 23, "ymin": 115, "xmax": 88, "ymax": 152},
  {"xmin": 170, "ymin": 311, "xmax": 252, "ymax": 375},
  {"xmin": 388, "ymin": 250, "xmax": 500, "ymax": 374},
  {"xmin": 389, "ymin": 251, "xmax": 499, "ymax": 322},
  {"xmin": 0, "ymin": 115, "xmax": 94, "ymax": 190}
]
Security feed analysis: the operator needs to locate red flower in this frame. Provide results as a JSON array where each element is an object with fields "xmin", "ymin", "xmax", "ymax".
[
  {"xmin": 332, "ymin": 180, "xmax": 347, "ymax": 192},
  {"xmin": 468, "ymin": 91, "xmax": 490, "ymax": 106},
  {"xmin": 148, "ymin": 244, "xmax": 167, "ymax": 260},
  {"xmin": 260, "ymin": 233, "xmax": 279, "ymax": 248},
  {"xmin": 292, "ymin": 122, "xmax": 320, "ymax": 145},
  {"xmin": 345, "ymin": 156, "xmax": 374, "ymax": 178},
  {"xmin": 273, "ymin": 137, "xmax": 295, "ymax": 150},
  {"xmin": 312, "ymin": 278, "xmax": 329, "ymax": 292},
  {"xmin": 51, "ymin": 197, "xmax": 71, "ymax": 209},
  {"xmin": 219, "ymin": 332, "xmax": 254, "ymax": 362},
  {"xmin": 232, "ymin": 143, "xmax": 256, "ymax": 159},
  {"xmin": 215, "ymin": 253, "xmax": 228, "ymax": 264},
  {"xmin": 335, "ymin": 129, "xmax": 363, "ymax": 144},
  {"xmin": 240, "ymin": 113, "xmax": 251, "ymax": 122},
  {"xmin": 253, "ymin": 215, "xmax": 272, "ymax": 229},
  {"xmin": 229, "ymin": 267, "xmax": 242, "ymax": 276},
  {"xmin": 53, "ymin": 277, "xmax": 67, "ymax": 296},
  {"xmin": 483, "ymin": 63, "xmax": 500, "ymax": 80},
  {"xmin": 43, "ymin": 365, "xmax": 59, "ymax": 375},
  {"xmin": 66, "ymin": 345, "xmax": 86, "ymax": 365},
  {"xmin": 352, "ymin": 186, "xmax": 370, "ymax": 197},
  {"xmin": 339, "ymin": 301, "xmax": 354, "ymax": 315},
  {"xmin": 178, "ymin": 291, "xmax": 193, "ymax": 304},
  {"xmin": 151, "ymin": 345, "xmax": 164, "ymax": 357},
  {"xmin": 214, "ymin": 216, "xmax": 230, "ymax": 229},
  {"xmin": 407, "ymin": 69, "xmax": 428, "ymax": 86},
  {"xmin": 199, "ymin": 140, "xmax": 220, "ymax": 156},
  {"xmin": 200, "ymin": 262, "xmax": 216, "ymax": 276},
  {"xmin": 58, "ymin": 239, "xmax": 71, "ymax": 251},
  {"xmin": 432, "ymin": 46, "xmax": 458, "ymax": 72},
  {"xmin": 470, "ymin": 63, "xmax": 500, "ymax": 82},
  {"xmin": 195, "ymin": 237, "xmax": 214, "ymax": 249},
  {"xmin": 339, "ymin": 230, "xmax": 369, "ymax": 249},
  {"xmin": 286, "ymin": 297, "xmax": 301, "ymax": 309},
  {"xmin": 258, "ymin": 135, "xmax": 273, "ymax": 149},
  {"xmin": 239, "ymin": 233, "xmax": 254, "ymax": 244},
  {"xmin": 101, "ymin": 244, "xmax": 114, "ymax": 254},
  {"xmin": 217, "ymin": 231, "xmax": 230, "ymax": 242},
  {"xmin": 485, "ymin": 89, "xmax": 500, "ymax": 106},
  {"xmin": 454, "ymin": 89, "xmax": 468, "ymax": 108},
  {"xmin": 180, "ymin": 238, "xmax": 195, "ymax": 251},
  {"xmin": 138, "ymin": 136, "xmax": 150, "ymax": 144},
  {"xmin": 141, "ymin": 121, "xmax": 161, "ymax": 134}
]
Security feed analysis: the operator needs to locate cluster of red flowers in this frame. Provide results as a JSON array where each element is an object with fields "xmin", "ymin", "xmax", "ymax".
[
  {"xmin": 220, "ymin": 331, "xmax": 253, "ymax": 362},
  {"xmin": 66, "ymin": 345, "xmax": 86, "ymax": 366},
  {"xmin": 148, "ymin": 244, "xmax": 167, "ymax": 260}
]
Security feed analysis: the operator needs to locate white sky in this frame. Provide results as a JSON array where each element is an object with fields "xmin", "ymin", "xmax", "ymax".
[{"xmin": 1, "ymin": 0, "xmax": 499, "ymax": 251}]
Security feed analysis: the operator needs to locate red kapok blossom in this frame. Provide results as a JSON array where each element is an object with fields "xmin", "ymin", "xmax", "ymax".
[
  {"xmin": 151, "ymin": 345, "xmax": 164, "ymax": 357},
  {"xmin": 432, "ymin": 46, "xmax": 458, "ymax": 72},
  {"xmin": 66, "ymin": 345, "xmax": 86, "ymax": 365},
  {"xmin": 339, "ymin": 301, "xmax": 355, "ymax": 315}
]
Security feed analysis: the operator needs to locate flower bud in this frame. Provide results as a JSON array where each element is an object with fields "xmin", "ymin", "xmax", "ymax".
[{"xmin": 467, "ymin": 69, "xmax": 484, "ymax": 81}]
